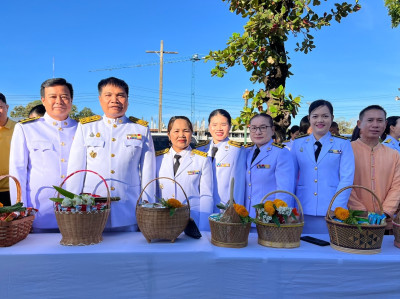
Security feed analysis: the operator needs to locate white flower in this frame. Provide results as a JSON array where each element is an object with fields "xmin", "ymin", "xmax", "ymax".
[
  {"xmin": 62, "ymin": 197, "xmax": 73, "ymax": 207},
  {"xmin": 81, "ymin": 194, "xmax": 94, "ymax": 205},
  {"xmin": 277, "ymin": 206, "xmax": 292, "ymax": 216},
  {"xmin": 257, "ymin": 209, "xmax": 272, "ymax": 223},
  {"xmin": 74, "ymin": 195, "xmax": 83, "ymax": 206}
]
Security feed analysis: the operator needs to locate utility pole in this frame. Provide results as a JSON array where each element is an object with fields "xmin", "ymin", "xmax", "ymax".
[
  {"xmin": 146, "ymin": 40, "xmax": 178, "ymax": 132},
  {"xmin": 190, "ymin": 54, "xmax": 202, "ymax": 124}
]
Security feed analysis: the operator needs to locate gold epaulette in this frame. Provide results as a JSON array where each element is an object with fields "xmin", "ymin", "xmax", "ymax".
[
  {"xmin": 129, "ymin": 116, "xmax": 148, "ymax": 127},
  {"xmin": 332, "ymin": 134, "xmax": 349, "ymax": 140},
  {"xmin": 191, "ymin": 149, "xmax": 207, "ymax": 158},
  {"xmin": 295, "ymin": 133, "xmax": 309, "ymax": 139},
  {"xmin": 19, "ymin": 116, "xmax": 40, "ymax": 124},
  {"xmin": 195, "ymin": 140, "xmax": 210, "ymax": 148},
  {"xmin": 283, "ymin": 140, "xmax": 290, "ymax": 143},
  {"xmin": 80, "ymin": 115, "xmax": 101, "ymax": 124},
  {"xmin": 228, "ymin": 140, "xmax": 242, "ymax": 148},
  {"xmin": 384, "ymin": 139, "xmax": 392, "ymax": 143},
  {"xmin": 156, "ymin": 148, "xmax": 169, "ymax": 156},
  {"xmin": 272, "ymin": 142, "xmax": 285, "ymax": 149},
  {"xmin": 243, "ymin": 142, "xmax": 254, "ymax": 148}
]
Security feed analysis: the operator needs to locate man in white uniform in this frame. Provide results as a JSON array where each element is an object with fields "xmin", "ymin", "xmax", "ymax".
[
  {"xmin": 67, "ymin": 77, "xmax": 156, "ymax": 231},
  {"xmin": 9, "ymin": 78, "xmax": 77, "ymax": 231}
]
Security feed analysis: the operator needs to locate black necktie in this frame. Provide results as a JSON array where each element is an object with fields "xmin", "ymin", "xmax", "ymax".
[
  {"xmin": 251, "ymin": 147, "xmax": 260, "ymax": 164},
  {"xmin": 315, "ymin": 141, "xmax": 322, "ymax": 162},
  {"xmin": 211, "ymin": 147, "xmax": 218, "ymax": 161},
  {"xmin": 173, "ymin": 154, "xmax": 181, "ymax": 176}
]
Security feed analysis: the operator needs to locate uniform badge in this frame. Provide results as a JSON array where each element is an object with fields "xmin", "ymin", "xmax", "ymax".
[
  {"xmin": 216, "ymin": 163, "xmax": 230, "ymax": 167},
  {"xmin": 96, "ymin": 133, "xmax": 101, "ymax": 137},
  {"xmin": 127, "ymin": 134, "xmax": 142, "ymax": 140},
  {"xmin": 257, "ymin": 164, "xmax": 270, "ymax": 169},
  {"xmin": 329, "ymin": 149, "xmax": 342, "ymax": 154},
  {"xmin": 90, "ymin": 132, "xmax": 95, "ymax": 137},
  {"xmin": 159, "ymin": 184, "xmax": 164, "ymax": 189},
  {"xmin": 187, "ymin": 170, "xmax": 200, "ymax": 175},
  {"xmin": 90, "ymin": 150, "xmax": 97, "ymax": 158},
  {"xmin": 300, "ymin": 147, "xmax": 303, "ymax": 152}
]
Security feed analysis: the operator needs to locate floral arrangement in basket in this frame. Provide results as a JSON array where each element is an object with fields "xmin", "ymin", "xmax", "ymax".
[
  {"xmin": 211, "ymin": 202, "xmax": 254, "ymax": 225},
  {"xmin": 50, "ymin": 186, "xmax": 108, "ymax": 212},
  {"xmin": 140, "ymin": 197, "xmax": 184, "ymax": 216},
  {"xmin": 332, "ymin": 207, "xmax": 386, "ymax": 232},
  {"xmin": 0, "ymin": 202, "xmax": 37, "ymax": 222},
  {"xmin": 253, "ymin": 199, "xmax": 300, "ymax": 227}
]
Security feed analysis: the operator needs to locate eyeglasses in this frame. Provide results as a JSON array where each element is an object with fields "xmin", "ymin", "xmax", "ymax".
[{"xmin": 249, "ymin": 125, "xmax": 271, "ymax": 133}]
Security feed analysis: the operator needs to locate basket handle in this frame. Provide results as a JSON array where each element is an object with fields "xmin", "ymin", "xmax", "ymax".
[
  {"xmin": 57, "ymin": 170, "xmax": 111, "ymax": 207},
  {"xmin": 0, "ymin": 175, "xmax": 22, "ymax": 204},
  {"xmin": 259, "ymin": 190, "xmax": 304, "ymax": 222},
  {"xmin": 137, "ymin": 177, "xmax": 190, "ymax": 210},
  {"xmin": 326, "ymin": 185, "xmax": 383, "ymax": 220}
]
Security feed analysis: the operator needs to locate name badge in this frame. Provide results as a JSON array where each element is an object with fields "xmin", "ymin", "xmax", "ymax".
[
  {"xmin": 328, "ymin": 149, "xmax": 342, "ymax": 154},
  {"xmin": 216, "ymin": 163, "xmax": 230, "ymax": 167},
  {"xmin": 257, "ymin": 164, "xmax": 270, "ymax": 169},
  {"xmin": 127, "ymin": 134, "xmax": 142, "ymax": 140},
  {"xmin": 187, "ymin": 170, "xmax": 200, "ymax": 175}
]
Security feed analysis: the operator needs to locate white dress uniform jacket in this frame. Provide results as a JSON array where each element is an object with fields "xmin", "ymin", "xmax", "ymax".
[
  {"xmin": 156, "ymin": 146, "xmax": 213, "ymax": 231},
  {"xmin": 245, "ymin": 140, "xmax": 295, "ymax": 219},
  {"xmin": 9, "ymin": 113, "xmax": 78, "ymax": 229},
  {"xmin": 195, "ymin": 138, "xmax": 246, "ymax": 210},
  {"xmin": 66, "ymin": 115, "xmax": 156, "ymax": 228},
  {"xmin": 291, "ymin": 132, "xmax": 355, "ymax": 216},
  {"xmin": 383, "ymin": 135, "xmax": 400, "ymax": 153}
]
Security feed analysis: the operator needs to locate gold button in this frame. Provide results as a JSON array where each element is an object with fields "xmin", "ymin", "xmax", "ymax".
[
  {"xmin": 248, "ymin": 171, "xmax": 251, "ymax": 174},
  {"xmin": 61, "ymin": 158, "xmax": 65, "ymax": 162},
  {"xmin": 314, "ymin": 179, "xmax": 317, "ymax": 183},
  {"xmin": 314, "ymin": 192, "xmax": 317, "ymax": 196},
  {"xmin": 111, "ymin": 170, "xmax": 115, "ymax": 174},
  {"xmin": 248, "ymin": 196, "xmax": 251, "ymax": 199},
  {"xmin": 61, "ymin": 142, "xmax": 65, "ymax": 146},
  {"xmin": 53, "ymin": 122, "xmax": 57, "ymax": 126},
  {"xmin": 248, "ymin": 183, "xmax": 251, "ymax": 186},
  {"xmin": 64, "ymin": 122, "xmax": 68, "ymax": 125},
  {"xmin": 314, "ymin": 167, "xmax": 318, "ymax": 170},
  {"xmin": 111, "ymin": 187, "xmax": 115, "ymax": 191},
  {"xmin": 108, "ymin": 120, "xmax": 111, "ymax": 124},
  {"xmin": 58, "ymin": 127, "xmax": 63, "ymax": 131},
  {"xmin": 111, "ymin": 154, "xmax": 115, "ymax": 157},
  {"xmin": 112, "ymin": 138, "xmax": 116, "ymax": 142},
  {"xmin": 61, "ymin": 175, "xmax": 65, "ymax": 178},
  {"xmin": 113, "ymin": 124, "xmax": 117, "ymax": 128},
  {"xmin": 118, "ymin": 119, "xmax": 122, "ymax": 123}
]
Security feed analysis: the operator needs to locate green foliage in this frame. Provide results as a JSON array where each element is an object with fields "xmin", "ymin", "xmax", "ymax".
[
  {"xmin": 0, "ymin": 202, "xmax": 26, "ymax": 213},
  {"xmin": 49, "ymin": 186, "xmax": 77, "ymax": 203},
  {"xmin": 335, "ymin": 117, "xmax": 356, "ymax": 134},
  {"xmin": 385, "ymin": 0, "xmax": 400, "ymax": 28},
  {"xmin": 344, "ymin": 209, "xmax": 367, "ymax": 233}
]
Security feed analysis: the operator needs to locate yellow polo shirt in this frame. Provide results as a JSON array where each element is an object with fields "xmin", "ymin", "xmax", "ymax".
[{"xmin": 0, "ymin": 118, "xmax": 16, "ymax": 191}]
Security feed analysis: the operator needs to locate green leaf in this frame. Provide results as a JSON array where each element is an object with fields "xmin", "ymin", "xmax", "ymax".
[
  {"xmin": 216, "ymin": 203, "xmax": 227, "ymax": 210},
  {"xmin": 272, "ymin": 215, "xmax": 281, "ymax": 227},
  {"xmin": 49, "ymin": 197, "xmax": 64, "ymax": 203},
  {"xmin": 252, "ymin": 203, "xmax": 264, "ymax": 209},
  {"xmin": 53, "ymin": 185, "xmax": 76, "ymax": 199},
  {"xmin": 169, "ymin": 208, "xmax": 176, "ymax": 217}
]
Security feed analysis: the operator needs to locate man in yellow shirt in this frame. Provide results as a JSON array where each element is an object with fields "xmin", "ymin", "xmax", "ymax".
[{"xmin": 0, "ymin": 93, "xmax": 16, "ymax": 206}]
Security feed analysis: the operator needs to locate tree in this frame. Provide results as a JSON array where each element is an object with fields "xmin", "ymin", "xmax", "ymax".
[
  {"xmin": 335, "ymin": 118, "xmax": 356, "ymax": 134},
  {"xmin": 70, "ymin": 107, "xmax": 96, "ymax": 120},
  {"xmin": 385, "ymin": 0, "xmax": 400, "ymax": 28},
  {"xmin": 206, "ymin": 0, "xmax": 361, "ymax": 142}
]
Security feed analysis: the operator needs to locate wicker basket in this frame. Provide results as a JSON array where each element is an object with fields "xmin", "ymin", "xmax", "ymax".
[
  {"xmin": 0, "ymin": 175, "xmax": 34, "ymax": 247},
  {"xmin": 392, "ymin": 214, "xmax": 400, "ymax": 248},
  {"xmin": 54, "ymin": 170, "xmax": 110, "ymax": 246},
  {"xmin": 136, "ymin": 177, "xmax": 190, "ymax": 243},
  {"xmin": 256, "ymin": 190, "xmax": 304, "ymax": 248},
  {"xmin": 326, "ymin": 185, "xmax": 386, "ymax": 254}
]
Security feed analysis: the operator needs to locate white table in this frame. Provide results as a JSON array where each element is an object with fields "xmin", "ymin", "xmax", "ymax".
[{"xmin": 1, "ymin": 232, "xmax": 399, "ymax": 299}]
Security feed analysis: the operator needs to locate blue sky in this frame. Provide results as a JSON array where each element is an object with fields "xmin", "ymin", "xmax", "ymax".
[{"xmin": 0, "ymin": 1, "xmax": 399, "ymax": 127}]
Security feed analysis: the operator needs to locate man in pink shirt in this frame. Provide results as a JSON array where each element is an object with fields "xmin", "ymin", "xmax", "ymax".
[{"xmin": 349, "ymin": 105, "xmax": 400, "ymax": 232}]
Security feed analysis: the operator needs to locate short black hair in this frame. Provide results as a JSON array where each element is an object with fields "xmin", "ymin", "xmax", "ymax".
[
  {"xmin": 167, "ymin": 116, "xmax": 193, "ymax": 133},
  {"xmin": 308, "ymin": 99, "xmax": 333, "ymax": 115},
  {"xmin": 299, "ymin": 115, "xmax": 310, "ymax": 135},
  {"xmin": 383, "ymin": 116, "xmax": 400, "ymax": 140},
  {"xmin": 28, "ymin": 104, "xmax": 46, "ymax": 117},
  {"xmin": 208, "ymin": 109, "xmax": 232, "ymax": 126},
  {"xmin": 359, "ymin": 105, "xmax": 387, "ymax": 120},
  {"xmin": 289, "ymin": 125, "xmax": 300, "ymax": 135},
  {"xmin": 330, "ymin": 121, "xmax": 339, "ymax": 128},
  {"xmin": 98, "ymin": 77, "xmax": 129, "ymax": 96},
  {"xmin": 0, "ymin": 92, "xmax": 7, "ymax": 104},
  {"xmin": 250, "ymin": 113, "xmax": 273, "ymax": 127},
  {"xmin": 40, "ymin": 78, "xmax": 73, "ymax": 99}
]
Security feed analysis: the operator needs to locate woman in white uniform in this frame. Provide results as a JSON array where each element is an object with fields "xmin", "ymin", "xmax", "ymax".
[
  {"xmin": 195, "ymin": 109, "xmax": 246, "ymax": 210},
  {"xmin": 156, "ymin": 116, "xmax": 213, "ymax": 231},
  {"xmin": 245, "ymin": 114, "xmax": 295, "ymax": 219},
  {"xmin": 382, "ymin": 116, "xmax": 400, "ymax": 153},
  {"xmin": 291, "ymin": 100, "xmax": 355, "ymax": 234}
]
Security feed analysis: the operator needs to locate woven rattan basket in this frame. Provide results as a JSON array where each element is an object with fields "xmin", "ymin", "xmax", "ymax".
[
  {"xmin": 326, "ymin": 185, "xmax": 386, "ymax": 254},
  {"xmin": 256, "ymin": 190, "xmax": 304, "ymax": 248},
  {"xmin": 0, "ymin": 175, "xmax": 34, "ymax": 247},
  {"xmin": 136, "ymin": 177, "xmax": 190, "ymax": 243},
  {"xmin": 393, "ymin": 214, "xmax": 400, "ymax": 248},
  {"xmin": 54, "ymin": 170, "xmax": 110, "ymax": 246}
]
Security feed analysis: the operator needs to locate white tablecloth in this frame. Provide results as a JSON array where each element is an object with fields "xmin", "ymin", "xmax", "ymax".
[{"xmin": 1, "ymin": 232, "xmax": 400, "ymax": 299}]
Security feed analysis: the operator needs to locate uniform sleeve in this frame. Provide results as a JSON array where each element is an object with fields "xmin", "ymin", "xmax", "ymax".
[
  {"xmin": 232, "ymin": 147, "xmax": 246, "ymax": 206},
  {"xmin": 331, "ymin": 140, "xmax": 355, "ymax": 210},
  {"xmin": 275, "ymin": 148, "xmax": 296, "ymax": 207},
  {"xmin": 9, "ymin": 124, "xmax": 29, "ymax": 205},
  {"xmin": 291, "ymin": 142, "xmax": 300, "ymax": 189},
  {"xmin": 199, "ymin": 156, "xmax": 213, "ymax": 231},
  {"xmin": 382, "ymin": 152, "xmax": 400, "ymax": 218},
  {"xmin": 139, "ymin": 128, "xmax": 156, "ymax": 202},
  {"xmin": 65, "ymin": 123, "xmax": 87, "ymax": 194}
]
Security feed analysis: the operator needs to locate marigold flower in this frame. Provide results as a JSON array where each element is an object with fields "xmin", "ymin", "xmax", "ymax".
[
  {"xmin": 0, "ymin": 202, "xmax": 3, "ymax": 208},
  {"xmin": 334, "ymin": 207, "xmax": 350, "ymax": 221},
  {"xmin": 234, "ymin": 203, "xmax": 249, "ymax": 217},
  {"xmin": 167, "ymin": 198, "xmax": 183, "ymax": 208},
  {"xmin": 264, "ymin": 201, "xmax": 276, "ymax": 216},
  {"xmin": 273, "ymin": 199, "xmax": 288, "ymax": 209}
]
